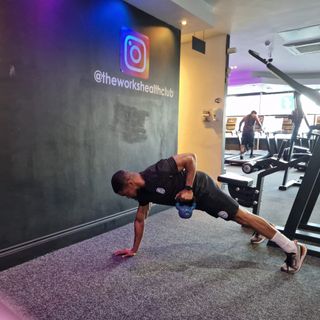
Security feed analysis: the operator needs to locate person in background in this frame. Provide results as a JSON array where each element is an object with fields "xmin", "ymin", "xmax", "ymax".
[{"xmin": 238, "ymin": 110, "xmax": 263, "ymax": 159}]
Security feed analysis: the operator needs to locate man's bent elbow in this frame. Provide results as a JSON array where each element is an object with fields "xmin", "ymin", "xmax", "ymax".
[
  {"xmin": 185, "ymin": 153, "xmax": 196, "ymax": 159},
  {"xmin": 181, "ymin": 153, "xmax": 197, "ymax": 164}
]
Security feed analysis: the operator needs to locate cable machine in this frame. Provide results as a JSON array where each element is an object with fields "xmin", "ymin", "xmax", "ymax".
[{"xmin": 249, "ymin": 50, "xmax": 320, "ymax": 257}]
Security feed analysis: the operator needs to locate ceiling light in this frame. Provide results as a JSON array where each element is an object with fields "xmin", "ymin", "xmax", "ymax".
[{"xmin": 181, "ymin": 19, "xmax": 187, "ymax": 26}]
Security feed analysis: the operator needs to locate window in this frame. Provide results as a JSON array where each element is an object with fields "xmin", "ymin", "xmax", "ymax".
[
  {"xmin": 226, "ymin": 95, "xmax": 261, "ymax": 116},
  {"xmin": 259, "ymin": 93, "xmax": 294, "ymax": 115}
]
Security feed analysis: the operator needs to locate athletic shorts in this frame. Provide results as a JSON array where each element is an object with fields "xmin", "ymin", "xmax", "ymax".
[
  {"xmin": 241, "ymin": 131, "xmax": 254, "ymax": 147},
  {"xmin": 194, "ymin": 173, "xmax": 239, "ymax": 221}
]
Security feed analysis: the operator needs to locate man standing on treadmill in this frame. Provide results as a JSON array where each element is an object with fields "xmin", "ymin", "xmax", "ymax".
[{"xmin": 238, "ymin": 110, "xmax": 263, "ymax": 160}]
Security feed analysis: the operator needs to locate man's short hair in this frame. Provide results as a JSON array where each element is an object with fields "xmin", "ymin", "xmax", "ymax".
[
  {"xmin": 111, "ymin": 170, "xmax": 128, "ymax": 193},
  {"xmin": 251, "ymin": 110, "xmax": 257, "ymax": 114}
]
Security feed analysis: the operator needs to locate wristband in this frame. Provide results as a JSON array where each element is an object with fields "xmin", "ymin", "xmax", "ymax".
[{"xmin": 184, "ymin": 185, "xmax": 193, "ymax": 191}]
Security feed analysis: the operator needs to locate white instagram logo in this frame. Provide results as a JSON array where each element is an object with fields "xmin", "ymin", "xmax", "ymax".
[{"xmin": 124, "ymin": 35, "xmax": 146, "ymax": 73}]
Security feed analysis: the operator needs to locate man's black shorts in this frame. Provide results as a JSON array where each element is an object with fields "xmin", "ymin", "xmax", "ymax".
[
  {"xmin": 194, "ymin": 173, "xmax": 239, "ymax": 221},
  {"xmin": 241, "ymin": 131, "xmax": 254, "ymax": 147}
]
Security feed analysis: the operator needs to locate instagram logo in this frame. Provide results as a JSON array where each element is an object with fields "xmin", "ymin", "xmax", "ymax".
[{"xmin": 120, "ymin": 28, "xmax": 150, "ymax": 79}]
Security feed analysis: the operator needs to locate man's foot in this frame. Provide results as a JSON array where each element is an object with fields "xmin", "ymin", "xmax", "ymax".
[
  {"xmin": 250, "ymin": 231, "xmax": 266, "ymax": 244},
  {"xmin": 280, "ymin": 241, "xmax": 307, "ymax": 274},
  {"xmin": 250, "ymin": 154, "xmax": 254, "ymax": 158},
  {"xmin": 250, "ymin": 224, "xmax": 275, "ymax": 244},
  {"xmin": 240, "ymin": 155, "xmax": 243, "ymax": 160}
]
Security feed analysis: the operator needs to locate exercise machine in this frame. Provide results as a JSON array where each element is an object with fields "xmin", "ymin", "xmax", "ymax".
[
  {"xmin": 276, "ymin": 92, "xmax": 311, "ymax": 190},
  {"xmin": 249, "ymin": 50, "xmax": 320, "ymax": 257},
  {"xmin": 224, "ymin": 131, "xmax": 271, "ymax": 165},
  {"xmin": 218, "ymin": 144, "xmax": 309, "ymax": 216}
]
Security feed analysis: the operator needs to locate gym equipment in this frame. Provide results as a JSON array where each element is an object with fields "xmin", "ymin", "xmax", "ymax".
[
  {"xmin": 225, "ymin": 131, "xmax": 272, "ymax": 165},
  {"xmin": 249, "ymin": 49, "xmax": 320, "ymax": 257},
  {"xmin": 218, "ymin": 173, "xmax": 256, "ymax": 208},
  {"xmin": 294, "ymin": 125, "xmax": 320, "ymax": 172},
  {"xmin": 218, "ymin": 151, "xmax": 308, "ymax": 215},
  {"xmin": 175, "ymin": 200, "xmax": 196, "ymax": 219},
  {"xmin": 273, "ymin": 92, "xmax": 312, "ymax": 190},
  {"xmin": 241, "ymin": 138, "xmax": 289, "ymax": 174}
]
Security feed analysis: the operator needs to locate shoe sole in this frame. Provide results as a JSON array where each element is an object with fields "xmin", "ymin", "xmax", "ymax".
[
  {"xmin": 293, "ymin": 243, "xmax": 308, "ymax": 273},
  {"xmin": 281, "ymin": 242, "xmax": 308, "ymax": 274},
  {"xmin": 250, "ymin": 237, "xmax": 266, "ymax": 244}
]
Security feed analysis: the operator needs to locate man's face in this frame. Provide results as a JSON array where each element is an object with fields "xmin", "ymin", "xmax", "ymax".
[{"xmin": 118, "ymin": 181, "xmax": 138, "ymax": 199}]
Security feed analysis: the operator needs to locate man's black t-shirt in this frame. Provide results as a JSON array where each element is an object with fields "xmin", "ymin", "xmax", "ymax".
[
  {"xmin": 136, "ymin": 157, "xmax": 239, "ymax": 220},
  {"xmin": 136, "ymin": 157, "xmax": 209, "ymax": 206},
  {"xmin": 137, "ymin": 157, "xmax": 184, "ymax": 206},
  {"xmin": 243, "ymin": 115, "xmax": 256, "ymax": 134}
]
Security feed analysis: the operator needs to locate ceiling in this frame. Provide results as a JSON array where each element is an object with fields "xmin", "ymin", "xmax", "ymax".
[{"xmin": 125, "ymin": 0, "xmax": 320, "ymax": 93}]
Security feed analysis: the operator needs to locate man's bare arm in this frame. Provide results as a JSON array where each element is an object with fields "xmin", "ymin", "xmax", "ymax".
[
  {"xmin": 238, "ymin": 117, "xmax": 245, "ymax": 131},
  {"xmin": 132, "ymin": 204, "xmax": 150, "ymax": 253},
  {"xmin": 255, "ymin": 115, "xmax": 263, "ymax": 129},
  {"xmin": 113, "ymin": 204, "xmax": 150, "ymax": 257},
  {"xmin": 173, "ymin": 153, "xmax": 196, "ymax": 201}
]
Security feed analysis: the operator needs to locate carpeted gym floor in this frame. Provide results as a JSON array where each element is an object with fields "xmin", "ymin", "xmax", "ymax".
[{"xmin": 0, "ymin": 166, "xmax": 319, "ymax": 320}]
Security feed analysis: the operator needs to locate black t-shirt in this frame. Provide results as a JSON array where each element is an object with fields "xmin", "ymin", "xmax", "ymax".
[
  {"xmin": 243, "ymin": 115, "xmax": 257, "ymax": 133},
  {"xmin": 136, "ymin": 157, "xmax": 209, "ymax": 206}
]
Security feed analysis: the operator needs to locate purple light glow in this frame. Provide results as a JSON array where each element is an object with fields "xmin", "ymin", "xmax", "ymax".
[{"xmin": 228, "ymin": 70, "xmax": 262, "ymax": 86}]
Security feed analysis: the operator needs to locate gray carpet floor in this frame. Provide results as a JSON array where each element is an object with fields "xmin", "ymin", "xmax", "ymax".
[{"xmin": 0, "ymin": 166, "xmax": 319, "ymax": 320}]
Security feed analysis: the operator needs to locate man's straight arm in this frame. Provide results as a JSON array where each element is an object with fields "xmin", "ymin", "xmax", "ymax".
[{"xmin": 132, "ymin": 204, "xmax": 150, "ymax": 253}]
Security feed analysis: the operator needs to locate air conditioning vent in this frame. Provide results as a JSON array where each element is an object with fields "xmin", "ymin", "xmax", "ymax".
[
  {"xmin": 283, "ymin": 39, "xmax": 320, "ymax": 55},
  {"xmin": 279, "ymin": 25, "xmax": 320, "ymax": 55}
]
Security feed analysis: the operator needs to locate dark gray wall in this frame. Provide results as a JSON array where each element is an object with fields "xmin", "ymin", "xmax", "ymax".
[{"xmin": 0, "ymin": 0, "xmax": 180, "ymax": 267}]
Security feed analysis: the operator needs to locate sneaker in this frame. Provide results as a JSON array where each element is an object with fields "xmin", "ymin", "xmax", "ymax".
[
  {"xmin": 240, "ymin": 155, "xmax": 244, "ymax": 160},
  {"xmin": 250, "ymin": 224, "xmax": 275, "ymax": 244},
  {"xmin": 250, "ymin": 231, "xmax": 266, "ymax": 244},
  {"xmin": 280, "ymin": 241, "xmax": 307, "ymax": 274}
]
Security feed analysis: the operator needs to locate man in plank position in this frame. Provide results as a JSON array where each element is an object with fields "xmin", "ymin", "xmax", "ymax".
[{"xmin": 111, "ymin": 153, "xmax": 307, "ymax": 273}]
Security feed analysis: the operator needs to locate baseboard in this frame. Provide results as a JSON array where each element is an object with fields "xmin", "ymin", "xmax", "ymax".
[{"xmin": 0, "ymin": 204, "xmax": 169, "ymax": 271}]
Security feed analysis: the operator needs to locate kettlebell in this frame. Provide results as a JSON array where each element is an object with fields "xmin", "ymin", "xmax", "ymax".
[{"xmin": 175, "ymin": 200, "xmax": 196, "ymax": 219}]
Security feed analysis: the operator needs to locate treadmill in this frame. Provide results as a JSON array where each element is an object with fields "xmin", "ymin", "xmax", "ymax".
[{"xmin": 224, "ymin": 131, "xmax": 271, "ymax": 165}]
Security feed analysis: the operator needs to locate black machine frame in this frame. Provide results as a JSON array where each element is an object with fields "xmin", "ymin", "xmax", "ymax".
[
  {"xmin": 248, "ymin": 50, "xmax": 320, "ymax": 257},
  {"xmin": 277, "ymin": 92, "xmax": 310, "ymax": 190}
]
